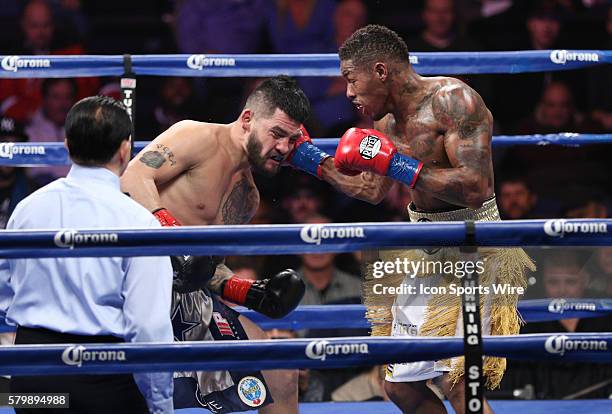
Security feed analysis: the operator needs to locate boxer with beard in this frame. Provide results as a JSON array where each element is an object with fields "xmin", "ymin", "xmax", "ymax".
[{"xmin": 121, "ymin": 76, "xmax": 307, "ymax": 414}]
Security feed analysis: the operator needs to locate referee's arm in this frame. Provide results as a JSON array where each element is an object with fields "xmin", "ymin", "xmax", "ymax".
[{"xmin": 122, "ymin": 238, "xmax": 174, "ymax": 414}]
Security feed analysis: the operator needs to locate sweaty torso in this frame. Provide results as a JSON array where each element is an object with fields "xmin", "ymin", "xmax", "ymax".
[
  {"xmin": 377, "ymin": 77, "xmax": 494, "ymax": 212},
  {"xmin": 158, "ymin": 125, "xmax": 260, "ymax": 225}
]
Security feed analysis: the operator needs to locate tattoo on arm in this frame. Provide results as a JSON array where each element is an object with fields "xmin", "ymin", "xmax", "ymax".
[
  {"xmin": 208, "ymin": 264, "xmax": 234, "ymax": 294},
  {"xmin": 418, "ymin": 85, "xmax": 493, "ymax": 207},
  {"xmin": 139, "ymin": 151, "xmax": 166, "ymax": 168},
  {"xmin": 138, "ymin": 144, "xmax": 177, "ymax": 169},
  {"xmin": 221, "ymin": 177, "xmax": 258, "ymax": 224},
  {"xmin": 156, "ymin": 144, "xmax": 177, "ymax": 166}
]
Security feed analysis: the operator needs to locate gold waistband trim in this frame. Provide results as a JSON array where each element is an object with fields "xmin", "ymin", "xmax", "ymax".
[{"xmin": 407, "ymin": 197, "xmax": 500, "ymax": 222}]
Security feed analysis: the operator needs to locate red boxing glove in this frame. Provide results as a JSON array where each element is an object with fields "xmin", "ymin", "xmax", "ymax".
[
  {"xmin": 334, "ymin": 128, "xmax": 397, "ymax": 176},
  {"xmin": 152, "ymin": 208, "xmax": 181, "ymax": 227}
]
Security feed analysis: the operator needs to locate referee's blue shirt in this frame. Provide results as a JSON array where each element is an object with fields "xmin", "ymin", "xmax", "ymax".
[{"xmin": 0, "ymin": 164, "xmax": 174, "ymax": 414}]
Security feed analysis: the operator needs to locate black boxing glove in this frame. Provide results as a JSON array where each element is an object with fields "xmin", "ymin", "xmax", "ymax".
[
  {"xmin": 221, "ymin": 269, "xmax": 305, "ymax": 319},
  {"xmin": 171, "ymin": 255, "xmax": 222, "ymax": 294}
]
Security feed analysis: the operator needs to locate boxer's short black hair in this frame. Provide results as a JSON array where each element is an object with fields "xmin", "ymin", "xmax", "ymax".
[
  {"xmin": 339, "ymin": 24, "xmax": 410, "ymax": 68},
  {"xmin": 65, "ymin": 96, "xmax": 132, "ymax": 165},
  {"xmin": 246, "ymin": 75, "xmax": 310, "ymax": 124}
]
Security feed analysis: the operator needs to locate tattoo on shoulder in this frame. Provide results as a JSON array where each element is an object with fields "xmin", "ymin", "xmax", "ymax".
[
  {"xmin": 222, "ymin": 177, "xmax": 258, "ymax": 225},
  {"xmin": 139, "ymin": 151, "xmax": 166, "ymax": 168},
  {"xmin": 432, "ymin": 85, "xmax": 489, "ymax": 140}
]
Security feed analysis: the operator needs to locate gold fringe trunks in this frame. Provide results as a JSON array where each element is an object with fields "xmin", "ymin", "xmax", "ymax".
[{"xmin": 362, "ymin": 197, "xmax": 535, "ymax": 389}]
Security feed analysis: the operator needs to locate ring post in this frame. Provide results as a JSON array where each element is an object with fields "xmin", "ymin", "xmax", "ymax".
[
  {"xmin": 461, "ymin": 220, "xmax": 484, "ymax": 414},
  {"xmin": 121, "ymin": 54, "xmax": 137, "ymax": 156}
]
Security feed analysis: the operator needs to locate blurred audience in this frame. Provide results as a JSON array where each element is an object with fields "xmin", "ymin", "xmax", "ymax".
[
  {"xmin": 174, "ymin": 0, "xmax": 269, "ymax": 123},
  {"xmin": 0, "ymin": 118, "xmax": 39, "ymax": 229},
  {"xmin": 25, "ymin": 78, "xmax": 76, "ymax": 185},
  {"xmin": 266, "ymin": 0, "xmax": 358, "ymax": 136},
  {"xmin": 410, "ymin": 0, "xmax": 481, "ymax": 51},
  {"xmin": 331, "ymin": 366, "xmax": 388, "ymax": 402},
  {"xmin": 0, "ymin": 0, "xmax": 97, "ymax": 123},
  {"xmin": 298, "ymin": 214, "xmax": 361, "ymax": 306},
  {"xmin": 498, "ymin": 178, "xmax": 538, "ymax": 220},
  {"xmin": 586, "ymin": 247, "xmax": 612, "ymax": 297},
  {"xmin": 501, "ymin": 251, "xmax": 612, "ymax": 399},
  {"xmin": 138, "ymin": 77, "xmax": 199, "ymax": 139},
  {"xmin": 514, "ymin": 81, "xmax": 604, "ymax": 134},
  {"xmin": 586, "ymin": 6, "xmax": 612, "ymax": 131}
]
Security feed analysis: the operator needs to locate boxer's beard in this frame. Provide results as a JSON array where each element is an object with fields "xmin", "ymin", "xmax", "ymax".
[{"xmin": 246, "ymin": 131, "xmax": 279, "ymax": 177}]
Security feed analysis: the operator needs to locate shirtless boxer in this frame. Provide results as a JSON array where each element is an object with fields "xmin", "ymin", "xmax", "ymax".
[
  {"xmin": 285, "ymin": 25, "xmax": 533, "ymax": 414},
  {"xmin": 121, "ymin": 76, "xmax": 308, "ymax": 414}
]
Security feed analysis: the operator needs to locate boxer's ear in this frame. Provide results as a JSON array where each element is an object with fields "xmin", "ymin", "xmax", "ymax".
[{"xmin": 241, "ymin": 109, "xmax": 253, "ymax": 132}]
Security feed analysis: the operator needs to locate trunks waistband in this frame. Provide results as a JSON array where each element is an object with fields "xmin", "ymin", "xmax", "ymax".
[{"xmin": 408, "ymin": 196, "xmax": 500, "ymax": 222}]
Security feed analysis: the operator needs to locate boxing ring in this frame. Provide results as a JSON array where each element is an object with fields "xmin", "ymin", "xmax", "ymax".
[{"xmin": 1, "ymin": 50, "xmax": 611, "ymax": 413}]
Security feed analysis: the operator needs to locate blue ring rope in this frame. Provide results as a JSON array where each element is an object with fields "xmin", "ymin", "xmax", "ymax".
[
  {"xmin": 0, "ymin": 50, "xmax": 609, "ymax": 78},
  {"xmin": 0, "ymin": 220, "xmax": 610, "ymax": 258},
  {"xmin": 2, "ymin": 299, "xmax": 609, "ymax": 333},
  {"xmin": 0, "ymin": 134, "xmax": 610, "ymax": 166},
  {"xmin": 0, "ymin": 333, "xmax": 609, "ymax": 376}
]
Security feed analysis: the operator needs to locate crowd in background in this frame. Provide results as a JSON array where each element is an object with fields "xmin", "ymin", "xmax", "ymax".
[{"xmin": 0, "ymin": 0, "xmax": 610, "ymax": 404}]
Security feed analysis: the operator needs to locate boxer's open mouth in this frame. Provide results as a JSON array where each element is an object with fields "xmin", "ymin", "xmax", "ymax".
[{"xmin": 270, "ymin": 155, "xmax": 283, "ymax": 162}]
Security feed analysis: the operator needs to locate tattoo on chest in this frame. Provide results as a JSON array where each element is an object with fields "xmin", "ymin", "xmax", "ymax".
[
  {"xmin": 221, "ymin": 177, "xmax": 257, "ymax": 224},
  {"xmin": 138, "ymin": 144, "xmax": 177, "ymax": 169}
]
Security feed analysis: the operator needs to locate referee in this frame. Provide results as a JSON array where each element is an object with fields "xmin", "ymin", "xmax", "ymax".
[{"xmin": 0, "ymin": 96, "xmax": 174, "ymax": 413}]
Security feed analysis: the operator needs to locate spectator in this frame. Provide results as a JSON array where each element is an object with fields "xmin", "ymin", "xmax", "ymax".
[
  {"xmin": 503, "ymin": 251, "xmax": 612, "ymax": 399},
  {"xmin": 587, "ymin": 6, "xmax": 612, "ymax": 131},
  {"xmin": 492, "ymin": 3, "xmax": 578, "ymax": 131},
  {"xmin": 586, "ymin": 247, "xmax": 612, "ymax": 297},
  {"xmin": 224, "ymin": 256, "xmax": 266, "ymax": 282},
  {"xmin": 0, "ymin": 118, "xmax": 38, "ymax": 387},
  {"xmin": 0, "ymin": 118, "xmax": 39, "ymax": 229},
  {"xmin": 407, "ymin": 0, "xmax": 492, "ymax": 103},
  {"xmin": 279, "ymin": 174, "xmax": 328, "ymax": 224},
  {"xmin": 410, "ymin": 0, "xmax": 481, "ymax": 51},
  {"xmin": 174, "ymin": 0, "xmax": 269, "ymax": 123},
  {"xmin": 514, "ymin": 81, "xmax": 604, "ymax": 134},
  {"xmin": 0, "ymin": 0, "xmax": 97, "ymax": 123},
  {"xmin": 25, "ymin": 78, "xmax": 77, "ymax": 185},
  {"xmin": 298, "ymin": 214, "xmax": 361, "ymax": 306},
  {"xmin": 562, "ymin": 192, "xmax": 609, "ymax": 219},
  {"xmin": 138, "ymin": 77, "xmax": 199, "ymax": 139},
  {"xmin": 498, "ymin": 178, "xmax": 538, "ymax": 220},
  {"xmin": 331, "ymin": 366, "xmax": 388, "ymax": 402},
  {"xmin": 266, "ymin": 0, "xmax": 357, "ymax": 136}
]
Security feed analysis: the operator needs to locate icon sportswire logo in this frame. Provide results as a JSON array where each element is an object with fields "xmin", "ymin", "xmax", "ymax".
[
  {"xmin": 305, "ymin": 340, "xmax": 369, "ymax": 361},
  {"xmin": 549, "ymin": 50, "xmax": 599, "ymax": 65},
  {"xmin": 53, "ymin": 230, "xmax": 119, "ymax": 248},
  {"xmin": 300, "ymin": 224, "xmax": 365, "ymax": 245},
  {"xmin": 547, "ymin": 298, "xmax": 597, "ymax": 314},
  {"xmin": 544, "ymin": 335, "xmax": 607, "ymax": 356},
  {"xmin": 543, "ymin": 219, "xmax": 607, "ymax": 237},
  {"xmin": 61, "ymin": 345, "xmax": 126, "ymax": 367},
  {"xmin": 1, "ymin": 55, "xmax": 51, "ymax": 72},
  {"xmin": 186, "ymin": 54, "xmax": 236, "ymax": 70}
]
